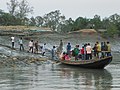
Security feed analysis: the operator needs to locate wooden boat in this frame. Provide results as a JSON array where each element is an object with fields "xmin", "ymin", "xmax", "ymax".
[{"xmin": 60, "ymin": 56, "xmax": 112, "ymax": 69}]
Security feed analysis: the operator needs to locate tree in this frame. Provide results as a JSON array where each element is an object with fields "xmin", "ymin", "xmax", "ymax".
[
  {"xmin": 35, "ymin": 16, "xmax": 44, "ymax": 27},
  {"xmin": 73, "ymin": 17, "xmax": 89, "ymax": 30},
  {"xmin": 106, "ymin": 23, "xmax": 119, "ymax": 37},
  {"xmin": 7, "ymin": 0, "xmax": 19, "ymax": 16},
  {"xmin": 108, "ymin": 14, "xmax": 120, "ymax": 36},
  {"xmin": 43, "ymin": 10, "xmax": 65, "ymax": 31},
  {"xmin": 57, "ymin": 18, "xmax": 74, "ymax": 33},
  {"xmin": 6, "ymin": 0, "xmax": 33, "ymax": 25},
  {"xmin": 29, "ymin": 16, "xmax": 36, "ymax": 26},
  {"xmin": 102, "ymin": 18, "xmax": 110, "ymax": 29},
  {"xmin": 16, "ymin": 0, "xmax": 33, "ymax": 19},
  {"xmin": 89, "ymin": 15, "xmax": 102, "ymax": 30},
  {"xmin": 108, "ymin": 13, "xmax": 120, "ymax": 24}
]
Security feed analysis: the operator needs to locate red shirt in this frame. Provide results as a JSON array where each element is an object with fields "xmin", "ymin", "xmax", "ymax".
[{"xmin": 80, "ymin": 48, "xmax": 84, "ymax": 54}]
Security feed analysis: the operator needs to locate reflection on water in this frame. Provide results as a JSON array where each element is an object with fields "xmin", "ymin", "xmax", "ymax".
[
  {"xmin": 57, "ymin": 65, "xmax": 113, "ymax": 90},
  {"xmin": 0, "ymin": 62, "xmax": 113, "ymax": 90}
]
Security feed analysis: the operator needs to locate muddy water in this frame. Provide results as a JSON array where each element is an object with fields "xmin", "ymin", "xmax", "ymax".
[
  {"xmin": 0, "ymin": 35, "xmax": 120, "ymax": 90},
  {"xmin": 0, "ymin": 52, "xmax": 119, "ymax": 90}
]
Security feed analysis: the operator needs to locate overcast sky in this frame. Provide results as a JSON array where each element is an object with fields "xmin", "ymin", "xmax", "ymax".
[{"xmin": 0, "ymin": 0, "xmax": 120, "ymax": 19}]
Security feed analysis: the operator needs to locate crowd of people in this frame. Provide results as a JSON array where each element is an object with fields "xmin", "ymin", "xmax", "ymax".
[
  {"xmin": 10, "ymin": 36, "xmax": 111, "ymax": 61},
  {"xmin": 60, "ymin": 41, "xmax": 111, "ymax": 61},
  {"xmin": 11, "ymin": 36, "xmax": 47, "ymax": 56}
]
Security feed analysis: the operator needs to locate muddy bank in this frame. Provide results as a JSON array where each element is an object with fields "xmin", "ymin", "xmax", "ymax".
[
  {"xmin": 0, "ymin": 29, "xmax": 119, "ymax": 67},
  {"xmin": 0, "ymin": 43, "xmax": 50, "ymax": 67}
]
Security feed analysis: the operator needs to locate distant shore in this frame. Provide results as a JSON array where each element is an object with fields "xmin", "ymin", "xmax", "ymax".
[
  {"xmin": 0, "ymin": 26, "xmax": 51, "ymax": 31},
  {"xmin": 0, "ymin": 26, "xmax": 53, "ymax": 36}
]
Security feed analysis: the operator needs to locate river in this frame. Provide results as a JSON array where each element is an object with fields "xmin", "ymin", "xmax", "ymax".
[
  {"xmin": 0, "ymin": 35, "xmax": 120, "ymax": 90},
  {"xmin": 0, "ymin": 52, "xmax": 119, "ymax": 90}
]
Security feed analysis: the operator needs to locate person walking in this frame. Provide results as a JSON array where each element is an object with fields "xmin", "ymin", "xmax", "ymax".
[
  {"xmin": 42, "ymin": 43, "xmax": 46, "ymax": 56},
  {"xmin": 11, "ymin": 36, "xmax": 15, "ymax": 48},
  {"xmin": 29, "ymin": 40, "xmax": 34, "ymax": 53},
  {"xmin": 34, "ymin": 41, "xmax": 39, "ymax": 53},
  {"xmin": 19, "ymin": 37, "xmax": 24, "ymax": 51}
]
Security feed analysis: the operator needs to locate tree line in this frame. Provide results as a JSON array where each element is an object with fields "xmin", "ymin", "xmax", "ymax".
[{"xmin": 0, "ymin": 0, "xmax": 120, "ymax": 37}]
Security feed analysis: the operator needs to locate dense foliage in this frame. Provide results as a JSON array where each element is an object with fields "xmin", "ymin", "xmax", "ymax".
[{"xmin": 0, "ymin": 0, "xmax": 120, "ymax": 37}]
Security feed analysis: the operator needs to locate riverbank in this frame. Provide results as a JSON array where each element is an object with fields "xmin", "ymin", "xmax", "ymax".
[
  {"xmin": 0, "ymin": 27, "xmax": 119, "ymax": 67},
  {"xmin": 0, "ymin": 26, "xmax": 51, "ymax": 31}
]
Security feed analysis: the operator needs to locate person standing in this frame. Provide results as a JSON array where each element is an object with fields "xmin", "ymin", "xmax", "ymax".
[
  {"xmin": 11, "ymin": 36, "xmax": 15, "ymax": 48},
  {"xmin": 80, "ymin": 46, "xmax": 84, "ymax": 60},
  {"xmin": 19, "ymin": 37, "xmax": 24, "ymax": 51},
  {"xmin": 59, "ymin": 40, "xmax": 63, "ymax": 51},
  {"xmin": 73, "ymin": 45, "xmax": 80, "ymax": 60},
  {"xmin": 66, "ymin": 42, "xmax": 71, "ymax": 55},
  {"xmin": 93, "ymin": 43, "xmax": 97, "ymax": 57},
  {"xmin": 51, "ymin": 46, "xmax": 56, "ymax": 60},
  {"xmin": 106, "ymin": 41, "xmax": 111, "ymax": 56},
  {"xmin": 84, "ymin": 43, "xmax": 87, "ymax": 60},
  {"xmin": 34, "ymin": 41, "xmax": 39, "ymax": 53},
  {"xmin": 96, "ymin": 42, "xmax": 101, "ymax": 58},
  {"xmin": 29, "ymin": 40, "xmax": 34, "ymax": 53},
  {"xmin": 57, "ymin": 40, "xmax": 63, "ymax": 56},
  {"xmin": 42, "ymin": 43, "xmax": 46, "ymax": 56},
  {"xmin": 86, "ymin": 43, "xmax": 92, "ymax": 60}
]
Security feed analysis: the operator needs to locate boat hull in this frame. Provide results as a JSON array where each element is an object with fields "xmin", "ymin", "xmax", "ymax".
[{"xmin": 60, "ymin": 56, "xmax": 112, "ymax": 69}]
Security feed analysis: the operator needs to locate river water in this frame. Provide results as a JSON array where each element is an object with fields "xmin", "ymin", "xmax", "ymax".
[
  {"xmin": 0, "ymin": 52, "xmax": 119, "ymax": 90},
  {"xmin": 0, "ymin": 35, "xmax": 120, "ymax": 90}
]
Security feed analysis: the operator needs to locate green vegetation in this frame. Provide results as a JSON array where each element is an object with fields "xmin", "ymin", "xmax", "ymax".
[{"xmin": 0, "ymin": 0, "xmax": 120, "ymax": 37}]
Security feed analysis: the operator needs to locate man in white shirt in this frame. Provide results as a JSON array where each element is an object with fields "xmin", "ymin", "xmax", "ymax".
[
  {"xmin": 86, "ymin": 43, "xmax": 92, "ymax": 60},
  {"xmin": 42, "ymin": 43, "xmax": 46, "ymax": 56},
  {"xmin": 11, "ymin": 36, "xmax": 15, "ymax": 48},
  {"xmin": 29, "ymin": 40, "xmax": 34, "ymax": 53}
]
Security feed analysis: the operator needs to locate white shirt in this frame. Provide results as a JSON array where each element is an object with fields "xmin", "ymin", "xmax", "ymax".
[
  {"xmin": 86, "ymin": 45, "xmax": 92, "ymax": 54},
  {"xmin": 19, "ymin": 39, "xmax": 23, "ymax": 44},
  {"xmin": 42, "ymin": 44, "xmax": 46, "ymax": 52},
  {"xmin": 11, "ymin": 37, "xmax": 15, "ymax": 42},
  {"xmin": 29, "ymin": 41, "xmax": 33, "ymax": 47}
]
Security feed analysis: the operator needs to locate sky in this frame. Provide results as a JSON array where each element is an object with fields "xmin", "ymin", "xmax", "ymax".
[{"xmin": 0, "ymin": 0, "xmax": 120, "ymax": 20}]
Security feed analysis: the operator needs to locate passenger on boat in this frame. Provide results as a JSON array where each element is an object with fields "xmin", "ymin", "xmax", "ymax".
[
  {"xmin": 73, "ymin": 45, "xmax": 80, "ymax": 60},
  {"xmin": 84, "ymin": 44, "xmax": 87, "ymax": 60},
  {"xmin": 64, "ymin": 53, "xmax": 71, "ymax": 61},
  {"xmin": 93, "ymin": 43, "xmax": 97, "ymax": 57},
  {"xmin": 101, "ymin": 42, "xmax": 107, "ymax": 57},
  {"xmin": 60, "ymin": 52, "xmax": 66, "ymax": 60},
  {"xmin": 66, "ymin": 42, "xmax": 71, "ymax": 55},
  {"xmin": 96, "ymin": 42, "xmax": 101, "ymax": 58},
  {"xmin": 80, "ymin": 46, "xmax": 84, "ymax": 60},
  {"xmin": 86, "ymin": 43, "xmax": 92, "ymax": 60},
  {"xmin": 106, "ymin": 41, "xmax": 111, "ymax": 56}
]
